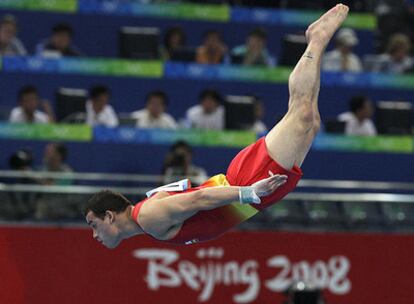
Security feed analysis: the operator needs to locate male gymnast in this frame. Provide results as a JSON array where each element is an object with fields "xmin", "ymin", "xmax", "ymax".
[{"xmin": 84, "ymin": 4, "xmax": 349, "ymax": 248}]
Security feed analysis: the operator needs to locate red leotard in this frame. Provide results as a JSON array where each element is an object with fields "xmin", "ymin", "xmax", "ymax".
[{"xmin": 131, "ymin": 137, "xmax": 303, "ymax": 245}]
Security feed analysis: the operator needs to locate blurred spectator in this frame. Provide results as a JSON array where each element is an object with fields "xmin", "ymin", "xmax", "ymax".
[
  {"xmin": 196, "ymin": 30, "xmax": 228, "ymax": 64},
  {"xmin": 370, "ymin": 33, "xmax": 413, "ymax": 73},
  {"xmin": 85, "ymin": 85, "xmax": 119, "ymax": 127},
  {"xmin": 37, "ymin": 143, "xmax": 73, "ymax": 186},
  {"xmin": 35, "ymin": 143, "xmax": 77, "ymax": 220},
  {"xmin": 186, "ymin": 89, "xmax": 225, "ymax": 130},
  {"xmin": 131, "ymin": 90, "xmax": 177, "ymax": 129},
  {"xmin": 322, "ymin": 28, "xmax": 363, "ymax": 72},
  {"xmin": 5, "ymin": 149, "xmax": 36, "ymax": 219},
  {"xmin": 231, "ymin": 28, "xmax": 275, "ymax": 66},
  {"xmin": 0, "ymin": 14, "xmax": 27, "ymax": 56},
  {"xmin": 9, "ymin": 85, "xmax": 54, "ymax": 123},
  {"xmin": 251, "ymin": 97, "xmax": 268, "ymax": 134},
  {"xmin": 163, "ymin": 141, "xmax": 208, "ymax": 186},
  {"xmin": 162, "ymin": 26, "xmax": 186, "ymax": 60},
  {"xmin": 375, "ymin": 0, "xmax": 407, "ymax": 52},
  {"xmin": 36, "ymin": 23, "xmax": 81, "ymax": 58},
  {"xmin": 338, "ymin": 95, "xmax": 377, "ymax": 136}
]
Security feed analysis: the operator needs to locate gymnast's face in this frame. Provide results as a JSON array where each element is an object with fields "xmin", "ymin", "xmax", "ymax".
[{"xmin": 86, "ymin": 211, "xmax": 122, "ymax": 249}]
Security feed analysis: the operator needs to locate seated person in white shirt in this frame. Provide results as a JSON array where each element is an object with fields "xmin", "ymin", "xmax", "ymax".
[
  {"xmin": 322, "ymin": 28, "xmax": 362, "ymax": 72},
  {"xmin": 337, "ymin": 95, "xmax": 377, "ymax": 136},
  {"xmin": 0, "ymin": 14, "xmax": 27, "ymax": 56},
  {"xmin": 131, "ymin": 90, "xmax": 177, "ymax": 129},
  {"xmin": 9, "ymin": 85, "xmax": 54, "ymax": 124},
  {"xmin": 36, "ymin": 23, "xmax": 81, "ymax": 58},
  {"xmin": 186, "ymin": 89, "xmax": 224, "ymax": 130},
  {"xmin": 85, "ymin": 85, "xmax": 119, "ymax": 127}
]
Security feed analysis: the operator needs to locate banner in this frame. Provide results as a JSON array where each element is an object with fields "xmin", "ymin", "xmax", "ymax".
[
  {"xmin": 93, "ymin": 126, "xmax": 257, "ymax": 148},
  {"xmin": 165, "ymin": 62, "xmax": 292, "ymax": 83},
  {"xmin": 0, "ymin": 123, "xmax": 91, "ymax": 141},
  {"xmin": 313, "ymin": 134, "xmax": 414, "ymax": 153},
  {"xmin": 2, "ymin": 56, "xmax": 163, "ymax": 78},
  {"xmin": 231, "ymin": 8, "xmax": 376, "ymax": 29},
  {"xmin": 79, "ymin": 0, "xmax": 230, "ymax": 22},
  {"xmin": 0, "ymin": 227, "xmax": 412, "ymax": 304},
  {"xmin": 4, "ymin": 56, "xmax": 414, "ymax": 90},
  {"xmin": 0, "ymin": 123, "xmax": 413, "ymax": 153},
  {"xmin": 0, "ymin": 0, "xmax": 77, "ymax": 12}
]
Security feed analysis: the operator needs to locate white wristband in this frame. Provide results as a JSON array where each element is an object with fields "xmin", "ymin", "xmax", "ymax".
[{"xmin": 239, "ymin": 187, "xmax": 261, "ymax": 204}]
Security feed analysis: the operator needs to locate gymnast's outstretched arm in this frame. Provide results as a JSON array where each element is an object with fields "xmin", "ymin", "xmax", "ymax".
[{"xmin": 144, "ymin": 173, "xmax": 287, "ymax": 227}]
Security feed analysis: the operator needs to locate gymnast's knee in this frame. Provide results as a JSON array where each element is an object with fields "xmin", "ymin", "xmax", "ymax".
[
  {"xmin": 312, "ymin": 112, "xmax": 321, "ymax": 134},
  {"xmin": 288, "ymin": 102, "xmax": 319, "ymax": 133}
]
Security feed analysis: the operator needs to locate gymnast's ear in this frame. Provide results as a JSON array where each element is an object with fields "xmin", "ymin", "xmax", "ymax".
[{"xmin": 105, "ymin": 210, "xmax": 115, "ymax": 223}]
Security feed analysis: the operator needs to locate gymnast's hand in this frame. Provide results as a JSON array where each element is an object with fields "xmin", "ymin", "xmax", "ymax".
[{"xmin": 252, "ymin": 171, "xmax": 288, "ymax": 197}]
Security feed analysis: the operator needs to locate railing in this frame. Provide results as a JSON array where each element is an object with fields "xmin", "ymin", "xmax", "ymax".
[
  {"xmin": 0, "ymin": 170, "xmax": 413, "ymax": 230},
  {"xmin": 1, "ymin": 170, "xmax": 414, "ymax": 193},
  {"xmin": 1, "ymin": 184, "xmax": 414, "ymax": 202}
]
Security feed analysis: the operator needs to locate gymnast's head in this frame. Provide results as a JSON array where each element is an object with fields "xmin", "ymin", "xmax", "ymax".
[{"xmin": 83, "ymin": 190, "xmax": 133, "ymax": 249}]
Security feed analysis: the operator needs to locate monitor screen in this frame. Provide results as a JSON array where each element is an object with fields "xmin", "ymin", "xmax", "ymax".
[
  {"xmin": 55, "ymin": 88, "xmax": 87, "ymax": 122},
  {"xmin": 280, "ymin": 34, "xmax": 307, "ymax": 66},
  {"xmin": 324, "ymin": 118, "xmax": 346, "ymax": 134},
  {"xmin": 119, "ymin": 26, "xmax": 160, "ymax": 59},
  {"xmin": 375, "ymin": 101, "xmax": 414, "ymax": 135},
  {"xmin": 225, "ymin": 95, "xmax": 255, "ymax": 130}
]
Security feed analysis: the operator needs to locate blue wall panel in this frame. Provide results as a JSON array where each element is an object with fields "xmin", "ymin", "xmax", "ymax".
[{"xmin": 1, "ymin": 139, "xmax": 413, "ymax": 183}]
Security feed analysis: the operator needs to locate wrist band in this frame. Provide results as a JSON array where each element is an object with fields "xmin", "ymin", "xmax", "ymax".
[{"xmin": 239, "ymin": 187, "xmax": 261, "ymax": 204}]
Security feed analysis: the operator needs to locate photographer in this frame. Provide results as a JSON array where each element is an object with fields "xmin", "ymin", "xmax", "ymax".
[{"xmin": 162, "ymin": 141, "xmax": 208, "ymax": 186}]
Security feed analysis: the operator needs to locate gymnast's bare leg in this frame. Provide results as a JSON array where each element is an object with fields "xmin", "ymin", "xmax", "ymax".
[{"xmin": 265, "ymin": 4, "xmax": 349, "ymax": 169}]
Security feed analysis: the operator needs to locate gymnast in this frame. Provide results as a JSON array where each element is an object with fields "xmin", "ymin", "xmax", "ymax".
[{"xmin": 84, "ymin": 4, "xmax": 349, "ymax": 248}]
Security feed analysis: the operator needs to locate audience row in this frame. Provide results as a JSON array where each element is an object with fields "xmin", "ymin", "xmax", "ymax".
[
  {"xmin": 8, "ymin": 83, "xmax": 413, "ymax": 136},
  {"xmin": 6, "ymin": 84, "xmax": 268, "ymax": 133},
  {"xmin": 2, "ymin": 12, "xmax": 414, "ymax": 74}
]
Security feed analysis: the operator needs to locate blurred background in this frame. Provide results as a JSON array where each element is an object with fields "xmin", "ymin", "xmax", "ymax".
[{"xmin": 0, "ymin": 0, "xmax": 414, "ymax": 303}]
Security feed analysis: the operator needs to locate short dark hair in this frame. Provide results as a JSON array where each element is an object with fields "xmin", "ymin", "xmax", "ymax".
[
  {"xmin": 170, "ymin": 140, "xmax": 192, "ymax": 154},
  {"xmin": 146, "ymin": 90, "xmax": 168, "ymax": 106},
  {"xmin": 1, "ymin": 14, "xmax": 17, "ymax": 28},
  {"xmin": 89, "ymin": 85, "xmax": 110, "ymax": 100},
  {"xmin": 18, "ymin": 85, "xmax": 38, "ymax": 101},
  {"xmin": 349, "ymin": 95, "xmax": 369, "ymax": 113},
  {"xmin": 203, "ymin": 29, "xmax": 222, "ymax": 41},
  {"xmin": 163, "ymin": 26, "xmax": 186, "ymax": 50},
  {"xmin": 83, "ymin": 190, "xmax": 132, "ymax": 219},
  {"xmin": 199, "ymin": 89, "xmax": 221, "ymax": 104},
  {"xmin": 52, "ymin": 143, "xmax": 68, "ymax": 161},
  {"xmin": 52, "ymin": 23, "xmax": 73, "ymax": 36},
  {"xmin": 249, "ymin": 27, "xmax": 267, "ymax": 40}
]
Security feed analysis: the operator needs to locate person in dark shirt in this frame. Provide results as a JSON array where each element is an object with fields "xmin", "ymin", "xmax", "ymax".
[{"xmin": 36, "ymin": 23, "xmax": 82, "ymax": 57}]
